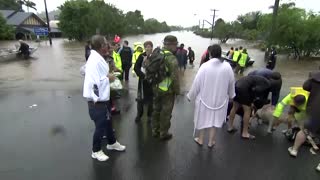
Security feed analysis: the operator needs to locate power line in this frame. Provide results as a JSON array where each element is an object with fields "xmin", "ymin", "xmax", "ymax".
[{"xmin": 210, "ymin": 9, "xmax": 218, "ymax": 40}]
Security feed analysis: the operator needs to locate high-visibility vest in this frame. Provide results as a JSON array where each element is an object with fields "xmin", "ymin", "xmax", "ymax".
[
  {"xmin": 232, "ymin": 51, "xmax": 240, "ymax": 62},
  {"xmin": 238, "ymin": 53, "xmax": 248, "ymax": 67},
  {"xmin": 158, "ymin": 50, "xmax": 173, "ymax": 92},
  {"xmin": 273, "ymin": 87, "xmax": 309, "ymax": 118},
  {"xmin": 113, "ymin": 51, "xmax": 122, "ymax": 72}
]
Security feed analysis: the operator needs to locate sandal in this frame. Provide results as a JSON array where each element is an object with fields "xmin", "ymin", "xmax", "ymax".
[
  {"xmin": 194, "ymin": 138, "xmax": 203, "ymax": 146},
  {"xmin": 227, "ymin": 128, "xmax": 238, "ymax": 133},
  {"xmin": 208, "ymin": 141, "xmax": 216, "ymax": 148},
  {"xmin": 241, "ymin": 134, "xmax": 256, "ymax": 140}
]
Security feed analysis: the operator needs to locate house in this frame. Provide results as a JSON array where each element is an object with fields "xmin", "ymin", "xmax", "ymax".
[{"xmin": 0, "ymin": 10, "xmax": 61, "ymax": 39}]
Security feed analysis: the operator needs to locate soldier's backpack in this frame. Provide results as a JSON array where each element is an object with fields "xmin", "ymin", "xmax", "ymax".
[{"xmin": 145, "ymin": 48, "xmax": 168, "ymax": 84}]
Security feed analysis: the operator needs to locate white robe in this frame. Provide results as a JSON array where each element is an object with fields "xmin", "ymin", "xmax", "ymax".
[{"xmin": 187, "ymin": 58, "xmax": 235, "ymax": 131}]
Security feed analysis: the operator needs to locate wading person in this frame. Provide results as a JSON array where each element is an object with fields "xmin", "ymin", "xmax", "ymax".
[
  {"xmin": 134, "ymin": 41, "xmax": 154, "ymax": 123},
  {"xmin": 150, "ymin": 35, "xmax": 180, "ymax": 140},
  {"xmin": 83, "ymin": 35, "xmax": 125, "ymax": 161},
  {"xmin": 228, "ymin": 75, "xmax": 271, "ymax": 139},
  {"xmin": 187, "ymin": 44, "xmax": 235, "ymax": 148},
  {"xmin": 176, "ymin": 43, "xmax": 188, "ymax": 74},
  {"xmin": 187, "ymin": 47, "xmax": 195, "ymax": 66},
  {"xmin": 266, "ymin": 47, "xmax": 277, "ymax": 70}
]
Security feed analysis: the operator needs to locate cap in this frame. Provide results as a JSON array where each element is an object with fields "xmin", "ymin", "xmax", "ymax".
[{"xmin": 163, "ymin": 35, "xmax": 178, "ymax": 45}]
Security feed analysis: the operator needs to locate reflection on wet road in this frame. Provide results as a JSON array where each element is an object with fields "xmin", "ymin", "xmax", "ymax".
[{"xmin": 0, "ymin": 32, "xmax": 319, "ymax": 180}]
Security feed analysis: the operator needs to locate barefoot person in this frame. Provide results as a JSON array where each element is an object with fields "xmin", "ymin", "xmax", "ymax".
[
  {"xmin": 228, "ymin": 75, "xmax": 271, "ymax": 139},
  {"xmin": 187, "ymin": 44, "xmax": 235, "ymax": 147}
]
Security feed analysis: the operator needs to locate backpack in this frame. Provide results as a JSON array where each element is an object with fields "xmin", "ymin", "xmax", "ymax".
[{"xmin": 145, "ymin": 48, "xmax": 168, "ymax": 84}]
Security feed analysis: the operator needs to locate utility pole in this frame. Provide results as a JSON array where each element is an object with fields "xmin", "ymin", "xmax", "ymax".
[
  {"xmin": 202, "ymin": 20, "xmax": 205, "ymax": 30},
  {"xmin": 270, "ymin": 0, "xmax": 280, "ymax": 44},
  {"xmin": 210, "ymin": 9, "xmax": 218, "ymax": 40},
  {"xmin": 44, "ymin": 0, "xmax": 52, "ymax": 45}
]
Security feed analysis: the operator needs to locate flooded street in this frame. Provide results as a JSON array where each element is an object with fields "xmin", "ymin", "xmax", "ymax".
[
  {"xmin": 0, "ymin": 31, "xmax": 318, "ymax": 94},
  {"xmin": 0, "ymin": 31, "xmax": 319, "ymax": 180}
]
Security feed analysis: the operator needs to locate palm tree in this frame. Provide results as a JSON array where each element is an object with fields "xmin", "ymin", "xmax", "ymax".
[{"xmin": 17, "ymin": 0, "xmax": 37, "ymax": 11}]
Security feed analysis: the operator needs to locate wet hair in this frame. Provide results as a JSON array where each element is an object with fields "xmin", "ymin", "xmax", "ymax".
[
  {"xmin": 144, "ymin": 41, "xmax": 153, "ymax": 48},
  {"xmin": 293, "ymin": 95, "xmax": 306, "ymax": 106},
  {"xmin": 231, "ymin": 47, "xmax": 234, "ymax": 50},
  {"xmin": 235, "ymin": 48, "xmax": 239, "ymax": 51},
  {"xmin": 91, "ymin": 35, "xmax": 107, "ymax": 51},
  {"xmin": 239, "ymin": 46, "xmax": 243, "ymax": 50},
  {"xmin": 209, "ymin": 44, "xmax": 222, "ymax": 58},
  {"xmin": 124, "ymin": 40, "xmax": 129, "ymax": 45},
  {"xmin": 270, "ymin": 72, "xmax": 281, "ymax": 80}
]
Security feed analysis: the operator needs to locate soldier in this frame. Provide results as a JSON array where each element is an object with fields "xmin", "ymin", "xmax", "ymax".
[{"xmin": 152, "ymin": 35, "xmax": 180, "ymax": 141}]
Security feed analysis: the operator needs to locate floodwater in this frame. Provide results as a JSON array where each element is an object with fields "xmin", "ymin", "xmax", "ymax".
[
  {"xmin": 0, "ymin": 31, "xmax": 318, "ymax": 95},
  {"xmin": 0, "ymin": 31, "xmax": 320, "ymax": 180}
]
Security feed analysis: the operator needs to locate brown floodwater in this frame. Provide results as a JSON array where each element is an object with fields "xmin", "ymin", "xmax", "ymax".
[{"xmin": 0, "ymin": 31, "xmax": 319, "ymax": 96}]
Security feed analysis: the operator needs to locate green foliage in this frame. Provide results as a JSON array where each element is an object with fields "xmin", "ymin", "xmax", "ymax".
[
  {"xmin": 194, "ymin": 3, "xmax": 320, "ymax": 57},
  {"xmin": 143, "ymin": 18, "xmax": 170, "ymax": 34},
  {"xmin": 125, "ymin": 10, "xmax": 144, "ymax": 34},
  {"xmin": 18, "ymin": 0, "xmax": 37, "ymax": 10},
  {"xmin": 0, "ymin": 0, "xmax": 20, "ymax": 10},
  {"xmin": 0, "ymin": 14, "xmax": 14, "ymax": 40},
  {"xmin": 58, "ymin": 0, "xmax": 172, "ymax": 41}
]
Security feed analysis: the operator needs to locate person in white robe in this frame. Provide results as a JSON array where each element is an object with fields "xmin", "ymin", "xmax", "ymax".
[{"xmin": 187, "ymin": 44, "xmax": 235, "ymax": 148}]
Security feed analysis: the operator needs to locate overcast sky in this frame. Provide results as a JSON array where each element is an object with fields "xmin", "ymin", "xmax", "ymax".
[{"xmin": 29, "ymin": 0, "xmax": 320, "ymax": 27}]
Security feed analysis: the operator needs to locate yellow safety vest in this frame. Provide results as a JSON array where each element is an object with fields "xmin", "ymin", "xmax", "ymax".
[
  {"xmin": 273, "ymin": 87, "xmax": 309, "ymax": 118},
  {"xmin": 158, "ymin": 50, "xmax": 173, "ymax": 92},
  {"xmin": 232, "ymin": 51, "xmax": 240, "ymax": 62},
  {"xmin": 238, "ymin": 53, "xmax": 248, "ymax": 67},
  {"xmin": 113, "ymin": 51, "xmax": 122, "ymax": 72}
]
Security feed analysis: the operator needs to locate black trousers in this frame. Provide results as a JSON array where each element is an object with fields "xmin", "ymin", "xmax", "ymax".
[
  {"xmin": 88, "ymin": 101, "xmax": 116, "ymax": 152},
  {"xmin": 136, "ymin": 99, "xmax": 153, "ymax": 118},
  {"xmin": 122, "ymin": 65, "xmax": 131, "ymax": 81}
]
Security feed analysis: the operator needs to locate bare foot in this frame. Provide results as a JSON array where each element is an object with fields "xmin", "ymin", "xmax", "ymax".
[{"xmin": 194, "ymin": 137, "xmax": 203, "ymax": 146}]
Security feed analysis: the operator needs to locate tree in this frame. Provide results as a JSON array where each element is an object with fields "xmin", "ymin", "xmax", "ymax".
[
  {"xmin": 18, "ymin": 0, "xmax": 37, "ymax": 11},
  {"xmin": 58, "ymin": 0, "xmax": 172, "ymax": 41},
  {"xmin": 58, "ymin": 0, "xmax": 91, "ymax": 41},
  {"xmin": 0, "ymin": 14, "xmax": 14, "ymax": 40},
  {"xmin": 237, "ymin": 11, "xmax": 262, "ymax": 30},
  {"xmin": 125, "ymin": 10, "xmax": 144, "ymax": 34},
  {"xmin": 0, "ymin": 0, "xmax": 20, "ymax": 10}
]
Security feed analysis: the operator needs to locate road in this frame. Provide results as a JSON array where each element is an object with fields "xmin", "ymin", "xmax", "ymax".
[{"xmin": 0, "ymin": 31, "xmax": 319, "ymax": 180}]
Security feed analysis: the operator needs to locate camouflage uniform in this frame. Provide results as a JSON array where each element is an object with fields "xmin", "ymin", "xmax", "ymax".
[{"xmin": 152, "ymin": 47, "xmax": 180, "ymax": 139}]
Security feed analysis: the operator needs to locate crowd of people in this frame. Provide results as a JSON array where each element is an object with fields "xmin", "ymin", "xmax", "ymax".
[{"xmin": 82, "ymin": 34, "xmax": 320, "ymax": 172}]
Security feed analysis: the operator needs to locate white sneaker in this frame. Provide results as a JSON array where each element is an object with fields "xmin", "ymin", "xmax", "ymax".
[
  {"xmin": 288, "ymin": 147, "xmax": 298, "ymax": 157},
  {"xmin": 316, "ymin": 163, "xmax": 320, "ymax": 172},
  {"xmin": 91, "ymin": 150, "xmax": 109, "ymax": 161},
  {"xmin": 107, "ymin": 141, "xmax": 126, "ymax": 151}
]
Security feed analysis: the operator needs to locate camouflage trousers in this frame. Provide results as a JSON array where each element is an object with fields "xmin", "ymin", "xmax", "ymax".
[{"xmin": 152, "ymin": 90, "xmax": 175, "ymax": 136}]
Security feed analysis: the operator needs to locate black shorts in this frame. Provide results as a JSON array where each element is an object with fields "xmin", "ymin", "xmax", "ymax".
[
  {"xmin": 305, "ymin": 118, "xmax": 320, "ymax": 134},
  {"xmin": 234, "ymin": 87, "xmax": 253, "ymax": 106}
]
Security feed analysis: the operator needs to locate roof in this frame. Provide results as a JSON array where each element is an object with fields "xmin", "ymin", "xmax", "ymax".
[{"xmin": 0, "ymin": 10, "xmax": 46, "ymax": 26}]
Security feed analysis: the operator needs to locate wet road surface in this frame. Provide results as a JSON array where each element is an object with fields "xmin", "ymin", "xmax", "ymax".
[{"xmin": 0, "ymin": 32, "xmax": 320, "ymax": 180}]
